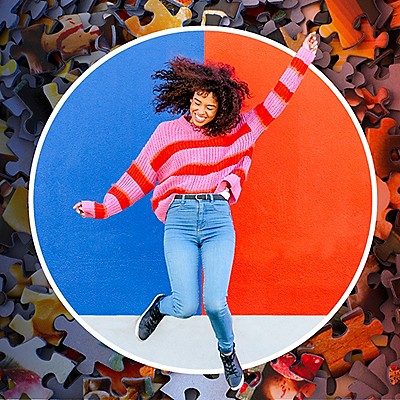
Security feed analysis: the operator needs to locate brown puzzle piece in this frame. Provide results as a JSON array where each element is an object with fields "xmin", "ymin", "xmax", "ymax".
[
  {"xmin": 367, "ymin": 64, "xmax": 400, "ymax": 111},
  {"xmin": 374, "ymin": 211, "xmax": 400, "ymax": 266},
  {"xmin": 298, "ymin": 308, "xmax": 383, "ymax": 377},
  {"xmin": 347, "ymin": 255, "xmax": 387, "ymax": 322},
  {"xmin": 375, "ymin": 177, "xmax": 392, "ymax": 240},
  {"xmin": 41, "ymin": 14, "xmax": 101, "ymax": 60}
]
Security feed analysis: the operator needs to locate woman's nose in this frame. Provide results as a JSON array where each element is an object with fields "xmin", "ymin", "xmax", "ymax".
[{"xmin": 198, "ymin": 105, "xmax": 206, "ymax": 115}]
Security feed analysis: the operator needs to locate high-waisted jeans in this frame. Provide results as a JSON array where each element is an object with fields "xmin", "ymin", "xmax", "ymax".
[{"xmin": 158, "ymin": 195, "xmax": 236, "ymax": 354}]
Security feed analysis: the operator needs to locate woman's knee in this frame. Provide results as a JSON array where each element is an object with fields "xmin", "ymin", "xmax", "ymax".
[
  {"xmin": 204, "ymin": 298, "xmax": 227, "ymax": 317},
  {"xmin": 173, "ymin": 301, "xmax": 198, "ymax": 319}
]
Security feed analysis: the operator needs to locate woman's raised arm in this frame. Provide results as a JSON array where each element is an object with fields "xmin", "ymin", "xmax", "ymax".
[{"xmin": 243, "ymin": 33, "xmax": 318, "ymax": 141}]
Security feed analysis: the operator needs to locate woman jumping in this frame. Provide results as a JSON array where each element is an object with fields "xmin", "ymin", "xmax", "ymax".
[{"xmin": 74, "ymin": 33, "xmax": 318, "ymax": 390}]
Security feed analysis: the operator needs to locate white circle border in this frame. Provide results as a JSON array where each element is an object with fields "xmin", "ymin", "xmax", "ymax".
[{"xmin": 29, "ymin": 26, "xmax": 378, "ymax": 374}]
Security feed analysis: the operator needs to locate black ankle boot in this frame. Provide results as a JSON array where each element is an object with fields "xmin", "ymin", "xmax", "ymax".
[
  {"xmin": 135, "ymin": 294, "xmax": 165, "ymax": 341},
  {"xmin": 219, "ymin": 345, "xmax": 244, "ymax": 390}
]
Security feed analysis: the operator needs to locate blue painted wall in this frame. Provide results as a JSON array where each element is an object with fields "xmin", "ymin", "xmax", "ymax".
[{"xmin": 34, "ymin": 31, "xmax": 204, "ymax": 315}]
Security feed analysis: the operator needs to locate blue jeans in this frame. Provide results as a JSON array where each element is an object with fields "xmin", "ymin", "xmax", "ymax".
[{"xmin": 158, "ymin": 195, "xmax": 236, "ymax": 354}]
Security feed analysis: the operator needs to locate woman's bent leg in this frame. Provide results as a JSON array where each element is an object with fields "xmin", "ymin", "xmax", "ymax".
[{"xmin": 159, "ymin": 212, "xmax": 200, "ymax": 319}]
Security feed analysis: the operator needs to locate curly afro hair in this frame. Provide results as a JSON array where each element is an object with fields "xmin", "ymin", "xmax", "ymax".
[{"xmin": 152, "ymin": 57, "xmax": 251, "ymax": 137}]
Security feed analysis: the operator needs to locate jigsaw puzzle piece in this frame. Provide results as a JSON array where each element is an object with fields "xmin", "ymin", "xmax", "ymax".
[
  {"xmin": 191, "ymin": 0, "xmax": 212, "ymax": 23},
  {"xmin": 322, "ymin": 61, "xmax": 355, "ymax": 93},
  {"xmin": 0, "ymin": 368, "xmax": 53, "ymax": 399},
  {"xmin": 236, "ymin": 364, "xmax": 264, "ymax": 399},
  {"xmin": 5, "ymin": 258, "xmax": 31, "ymax": 298},
  {"xmin": 13, "ymin": 78, "xmax": 53, "ymax": 127},
  {"xmin": 357, "ymin": 87, "xmax": 390, "ymax": 123},
  {"xmin": 319, "ymin": 0, "xmax": 364, "ymax": 49},
  {"xmin": 270, "ymin": 352, "xmax": 324, "ymax": 382},
  {"xmin": 0, "ymin": 120, "xmax": 16, "ymax": 163},
  {"xmin": 10, "ymin": 24, "xmax": 57, "ymax": 74},
  {"xmin": 329, "ymin": 18, "xmax": 389, "ymax": 72},
  {"xmin": 368, "ymin": 64, "xmax": 400, "ymax": 111},
  {"xmin": 347, "ymin": 255, "xmax": 387, "ymax": 321},
  {"xmin": 83, "ymin": 376, "xmax": 155, "ymax": 400},
  {"xmin": 381, "ymin": 269, "xmax": 400, "ymax": 305},
  {"xmin": 0, "ymin": 0, "xmax": 24, "ymax": 30},
  {"xmin": 202, "ymin": 0, "xmax": 242, "ymax": 26},
  {"xmin": 161, "ymin": 373, "xmax": 231, "ymax": 400},
  {"xmin": 350, "ymin": 353, "xmax": 400, "ymax": 399},
  {"xmin": 298, "ymin": 2, "xmax": 321, "ymax": 34},
  {"xmin": 379, "ymin": 290, "xmax": 400, "ymax": 334},
  {"xmin": 366, "ymin": 117, "xmax": 399, "ymax": 180},
  {"xmin": 279, "ymin": 24, "xmax": 306, "ymax": 52},
  {"xmin": 253, "ymin": 369, "xmax": 316, "ymax": 400},
  {"xmin": 371, "ymin": 0, "xmax": 394, "ymax": 29},
  {"xmin": 22, "ymin": 0, "xmax": 49, "ymax": 20},
  {"xmin": 298, "ymin": 308, "xmax": 383, "ymax": 377},
  {"xmin": 0, "ymin": 255, "xmax": 23, "ymax": 294},
  {"xmin": 387, "ymin": 172, "xmax": 400, "ymax": 210},
  {"xmin": 349, "ymin": 358, "xmax": 386, "ymax": 399},
  {"xmin": 95, "ymin": 357, "xmax": 161, "ymax": 396},
  {"xmin": 45, "ymin": 374, "xmax": 86, "ymax": 400},
  {"xmin": 125, "ymin": 0, "xmax": 191, "ymax": 38},
  {"xmin": 286, "ymin": 0, "xmax": 320, "ymax": 25},
  {"xmin": 388, "ymin": 0, "xmax": 400, "ymax": 29},
  {"xmin": 42, "ymin": 82, "xmax": 63, "ymax": 109},
  {"xmin": 328, "ymin": 373, "xmax": 356, "ymax": 399},
  {"xmin": 41, "ymin": 14, "xmax": 101, "ymax": 61},
  {"xmin": 0, "ymin": 275, "xmax": 15, "ymax": 317},
  {"xmin": 2, "ymin": 185, "xmax": 29, "ymax": 234},
  {"xmin": 5, "ymin": 130, "xmax": 36, "ymax": 178},
  {"xmin": 0, "ymin": 53, "xmax": 18, "ymax": 82},
  {"xmin": 53, "ymin": 315, "xmax": 123, "ymax": 375},
  {"xmin": 310, "ymin": 40, "xmax": 331, "ymax": 68},
  {"xmin": 9, "ymin": 287, "xmax": 72, "ymax": 345},
  {"xmin": 0, "ymin": 336, "xmax": 75, "ymax": 383}
]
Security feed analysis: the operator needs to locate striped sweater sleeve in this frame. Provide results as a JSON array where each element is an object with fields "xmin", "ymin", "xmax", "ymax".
[
  {"xmin": 243, "ymin": 46, "xmax": 316, "ymax": 141},
  {"xmin": 80, "ymin": 131, "xmax": 159, "ymax": 219}
]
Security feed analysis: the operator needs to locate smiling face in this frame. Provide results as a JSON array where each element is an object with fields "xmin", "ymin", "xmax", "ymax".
[{"xmin": 189, "ymin": 91, "xmax": 219, "ymax": 127}]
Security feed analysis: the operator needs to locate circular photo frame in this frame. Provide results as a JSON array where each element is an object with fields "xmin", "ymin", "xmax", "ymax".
[{"xmin": 30, "ymin": 27, "xmax": 376, "ymax": 373}]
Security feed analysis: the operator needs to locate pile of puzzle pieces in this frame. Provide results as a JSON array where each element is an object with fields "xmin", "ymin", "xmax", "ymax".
[{"xmin": 2, "ymin": 0, "xmax": 400, "ymax": 399}]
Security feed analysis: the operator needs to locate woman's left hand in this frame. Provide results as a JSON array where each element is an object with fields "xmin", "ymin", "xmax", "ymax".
[{"xmin": 302, "ymin": 32, "xmax": 319, "ymax": 54}]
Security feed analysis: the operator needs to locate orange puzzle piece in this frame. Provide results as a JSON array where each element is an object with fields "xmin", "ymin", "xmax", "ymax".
[
  {"xmin": 319, "ymin": 0, "xmax": 364, "ymax": 49},
  {"xmin": 9, "ymin": 288, "xmax": 72, "ymax": 346},
  {"xmin": 125, "ymin": 0, "xmax": 192, "ymax": 38},
  {"xmin": 387, "ymin": 0, "xmax": 400, "ymax": 29},
  {"xmin": 366, "ymin": 117, "xmax": 400, "ymax": 179},
  {"xmin": 329, "ymin": 18, "xmax": 389, "ymax": 72}
]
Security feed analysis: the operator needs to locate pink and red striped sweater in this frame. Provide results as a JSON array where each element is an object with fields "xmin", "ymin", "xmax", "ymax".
[{"xmin": 81, "ymin": 46, "xmax": 316, "ymax": 223}]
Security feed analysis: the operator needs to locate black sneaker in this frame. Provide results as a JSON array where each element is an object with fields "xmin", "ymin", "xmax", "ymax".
[
  {"xmin": 135, "ymin": 294, "xmax": 165, "ymax": 341},
  {"xmin": 219, "ymin": 346, "xmax": 244, "ymax": 390}
]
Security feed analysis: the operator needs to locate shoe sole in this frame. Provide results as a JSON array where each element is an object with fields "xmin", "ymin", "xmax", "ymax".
[
  {"xmin": 229, "ymin": 373, "xmax": 245, "ymax": 391},
  {"xmin": 135, "ymin": 293, "xmax": 165, "ymax": 341}
]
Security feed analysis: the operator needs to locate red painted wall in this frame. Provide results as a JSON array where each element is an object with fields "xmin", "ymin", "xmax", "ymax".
[{"xmin": 205, "ymin": 31, "xmax": 373, "ymax": 315}]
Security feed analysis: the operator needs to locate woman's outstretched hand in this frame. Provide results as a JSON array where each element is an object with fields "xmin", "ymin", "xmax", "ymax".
[
  {"xmin": 73, "ymin": 201, "xmax": 85, "ymax": 217},
  {"xmin": 302, "ymin": 32, "xmax": 319, "ymax": 54}
]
